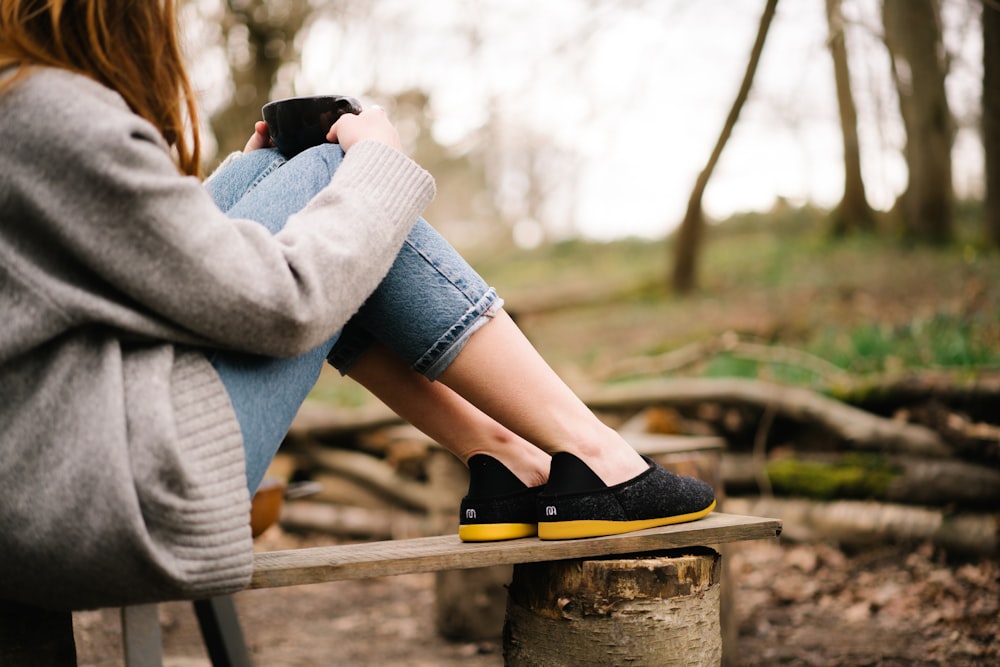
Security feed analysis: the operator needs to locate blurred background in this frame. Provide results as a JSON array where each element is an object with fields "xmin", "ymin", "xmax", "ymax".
[{"xmin": 183, "ymin": 0, "xmax": 988, "ymax": 253}]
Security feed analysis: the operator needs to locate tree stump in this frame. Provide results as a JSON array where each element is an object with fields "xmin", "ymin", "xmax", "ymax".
[
  {"xmin": 503, "ymin": 549, "xmax": 721, "ymax": 666},
  {"xmin": 635, "ymin": 435, "xmax": 734, "ymax": 666}
]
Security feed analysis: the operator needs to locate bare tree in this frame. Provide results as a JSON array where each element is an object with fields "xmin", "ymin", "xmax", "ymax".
[
  {"xmin": 825, "ymin": 0, "xmax": 875, "ymax": 235},
  {"xmin": 882, "ymin": 0, "xmax": 954, "ymax": 243},
  {"xmin": 671, "ymin": 0, "xmax": 779, "ymax": 293},
  {"xmin": 985, "ymin": 0, "xmax": 1000, "ymax": 248}
]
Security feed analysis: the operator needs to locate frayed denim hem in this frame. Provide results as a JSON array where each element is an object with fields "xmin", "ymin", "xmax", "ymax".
[
  {"xmin": 418, "ymin": 290, "xmax": 504, "ymax": 381},
  {"xmin": 326, "ymin": 291, "xmax": 504, "ymax": 381}
]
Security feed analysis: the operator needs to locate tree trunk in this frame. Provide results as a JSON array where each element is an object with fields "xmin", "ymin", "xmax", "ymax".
[
  {"xmin": 671, "ymin": 0, "xmax": 779, "ymax": 293},
  {"xmin": 984, "ymin": 0, "xmax": 1000, "ymax": 248},
  {"xmin": 825, "ymin": 0, "xmax": 875, "ymax": 235},
  {"xmin": 882, "ymin": 0, "xmax": 953, "ymax": 243},
  {"xmin": 504, "ymin": 551, "xmax": 722, "ymax": 666}
]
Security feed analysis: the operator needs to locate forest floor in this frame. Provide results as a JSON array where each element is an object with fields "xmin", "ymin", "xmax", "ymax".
[
  {"xmin": 72, "ymin": 528, "xmax": 999, "ymax": 666},
  {"xmin": 75, "ymin": 209, "xmax": 999, "ymax": 665}
]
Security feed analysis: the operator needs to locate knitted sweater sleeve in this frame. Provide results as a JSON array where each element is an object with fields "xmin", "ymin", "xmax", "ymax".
[{"xmin": 3, "ymin": 70, "xmax": 435, "ymax": 359}]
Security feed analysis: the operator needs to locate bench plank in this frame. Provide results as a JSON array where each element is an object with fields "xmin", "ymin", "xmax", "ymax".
[{"xmin": 251, "ymin": 512, "xmax": 779, "ymax": 589}]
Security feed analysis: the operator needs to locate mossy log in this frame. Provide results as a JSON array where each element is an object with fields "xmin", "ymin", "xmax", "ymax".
[{"xmin": 722, "ymin": 452, "xmax": 1000, "ymax": 506}]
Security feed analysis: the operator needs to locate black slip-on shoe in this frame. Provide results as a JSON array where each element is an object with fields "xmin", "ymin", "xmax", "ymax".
[
  {"xmin": 459, "ymin": 454, "xmax": 543, "ymax": 542},
  {"xmin": 537, "ymin": 452, "xmax": 716, "ymax": 540}
]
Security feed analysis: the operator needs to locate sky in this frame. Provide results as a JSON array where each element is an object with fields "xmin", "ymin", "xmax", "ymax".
[{"xmin": 201, "ymin": 0, "xmax": 985, "ymax": 242}]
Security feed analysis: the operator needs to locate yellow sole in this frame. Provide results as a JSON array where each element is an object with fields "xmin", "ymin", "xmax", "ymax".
[
  {"xmin": 459, "ymin": 522, "xmax": 537, "ymax": 542},
  {"xmin": 537, "ymin": 500, "xmax": 717, "ymax": 540}
]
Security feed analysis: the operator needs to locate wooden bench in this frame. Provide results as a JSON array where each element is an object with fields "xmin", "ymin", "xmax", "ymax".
[{"xmin": 0, "ymin": 512, "xmax": 779, "ymax": 666}]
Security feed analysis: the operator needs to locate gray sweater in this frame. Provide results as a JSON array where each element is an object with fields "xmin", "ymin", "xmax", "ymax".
[{"xmin": 0, "ymin": 68, "xmax": 435, "ymax": 610}]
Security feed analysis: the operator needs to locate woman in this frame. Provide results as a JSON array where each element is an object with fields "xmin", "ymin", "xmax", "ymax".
[{"xmin": 0, "ymin": 0, "xmax": 714, "ymax": 610}]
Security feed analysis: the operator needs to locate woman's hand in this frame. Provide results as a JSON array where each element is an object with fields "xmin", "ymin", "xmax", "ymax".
[
  {"xmin": 243, "ymin": 121, "xmax": 274, "ymax": 153},
  {"xmin": 327, "ymin": 106, "xmax": 403, "ymax": 153}
]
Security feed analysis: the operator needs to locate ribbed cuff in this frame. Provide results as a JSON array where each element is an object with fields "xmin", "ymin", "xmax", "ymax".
[
  {"xmin": 157, "ymin": 351, "xmax": 254, "ymax": 595},
  {"xmin": 331, "ymin": 140, "xmax": 436, "ymax": 226}
]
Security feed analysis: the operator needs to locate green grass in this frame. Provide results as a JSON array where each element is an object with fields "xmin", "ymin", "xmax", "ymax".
[
  {"xmin": 472, "ymin": 202, "xmax": 1000, "ymax": 386},
  {"xmin": 811, "ymin": 314, "xmax": 1000, "ymax": 375},
  {"xmin": 311, "ymin": 203, "xmax": 1000, "ymax": 406}
]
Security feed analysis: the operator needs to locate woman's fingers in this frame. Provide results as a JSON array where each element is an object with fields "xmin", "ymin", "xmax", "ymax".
[
  {"xmin": 327, "ymin": 106, "xmax": 402, "ymax": 152},
  {"xmin": 243, "ymin": 121, "xmax": 273, "ymax": 153}
]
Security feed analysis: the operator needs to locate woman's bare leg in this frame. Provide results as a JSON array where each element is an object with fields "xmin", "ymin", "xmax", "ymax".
[
  {"xmin": 347, "ymin": 342, "xmax": 550, "ymax": 488},
  {"xmin": 347, "ymin": 310, "xmax": 645, "ymax": 487},
  {"xmin": 437, "ymin": 310, "xmax": 648, "ymax": 487}
]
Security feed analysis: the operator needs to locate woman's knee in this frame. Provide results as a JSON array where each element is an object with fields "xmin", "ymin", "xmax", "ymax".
[
  {"xmin": 286, "ymin": 143, "xmax": 346, "ymax": 182},
  {"xmin": 205, "ymin": 148, "xmax": 286, "ymax": 212},
  {"xmin": 214, "ymin": 143, "xmax": 348, "ymax": 232},
  {"xmin": 249, "ymin": 143, "xmax": 347, "ymax": 208}
]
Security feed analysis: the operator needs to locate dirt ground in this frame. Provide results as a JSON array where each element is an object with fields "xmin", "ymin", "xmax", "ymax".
[{"xmin": 72, "ymin": 524, "xmax": 998, "ymax": 667}]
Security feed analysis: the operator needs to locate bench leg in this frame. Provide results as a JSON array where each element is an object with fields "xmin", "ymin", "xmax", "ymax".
[
  {"xmin": 193, "ymin": 596, "xmax": 253, "ymax": 667},
  {"xmin": 0, "ymin": 598, "xmax": 76, "ymax": 666},
  {"xmin": 121, "ymin": 604, "xmax": 163, "ymax": 667}
]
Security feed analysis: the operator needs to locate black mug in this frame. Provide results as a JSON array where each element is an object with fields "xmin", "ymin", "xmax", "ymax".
[{"xmin": 262, "ymin": 95, "xmax": 363, "ymax": 158}]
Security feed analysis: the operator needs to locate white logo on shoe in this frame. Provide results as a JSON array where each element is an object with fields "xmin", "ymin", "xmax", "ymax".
[
  {"xmin": 545, "ymin": 506, "xmax": 557, "ymax": 517},
  {"xmin": 465, "ymin": 509, "xmax": 477, "ymax": 519}
]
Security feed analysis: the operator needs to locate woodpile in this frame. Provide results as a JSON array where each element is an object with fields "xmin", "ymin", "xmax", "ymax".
[
  {"xmin": 588, "ymin": 374, "xmax": 1000, "ymax": 556},
  {"xmin": 269, "ymin": 370, "xmax": 999, "ymax": 557}
]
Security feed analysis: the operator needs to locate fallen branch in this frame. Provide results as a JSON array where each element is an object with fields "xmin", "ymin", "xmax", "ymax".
[
  {"xmin": 585, "ymin": 377, "xmax": 952, "ymax": 458},
  {"xmin": 603, "ymin": 332, "xmax": 848, "ymax": 384}
]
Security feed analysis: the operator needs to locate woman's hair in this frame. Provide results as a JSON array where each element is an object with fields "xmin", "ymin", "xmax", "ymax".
[{"xmin": 0, "ymin": 0, "xmax": 202, "ymax": 176}]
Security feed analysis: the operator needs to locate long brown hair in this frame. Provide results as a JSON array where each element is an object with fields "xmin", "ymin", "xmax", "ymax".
[{"xmin": 0, "ymin": 0, "xmax": 202, "ymax": 176}]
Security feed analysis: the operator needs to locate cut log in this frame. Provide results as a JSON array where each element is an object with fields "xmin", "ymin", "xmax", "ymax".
[
  {"xmin": 726, "ymin": 496, "xmax": 999, "ymax": 555},
  {"xmin": 586, "ymin": 377, "xmax": 952, "ymax": 458},
  {"xmin": 279, "ymin": 500, "xmax": 430, "ymax": 540},
  {"xmin": 503, "ymin": 549, "xmax": 722, "ymax": 666},
  {"xmin": 287, "ymin": 400, "xmax": 400, "ymax": 441},
  {"xmin": 309, "ymin": 472, "xmax": 402, "ymax": 511},
  {"xmin": 301, "ymin": 444, "xmax": 437, "ymax": 512}
]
